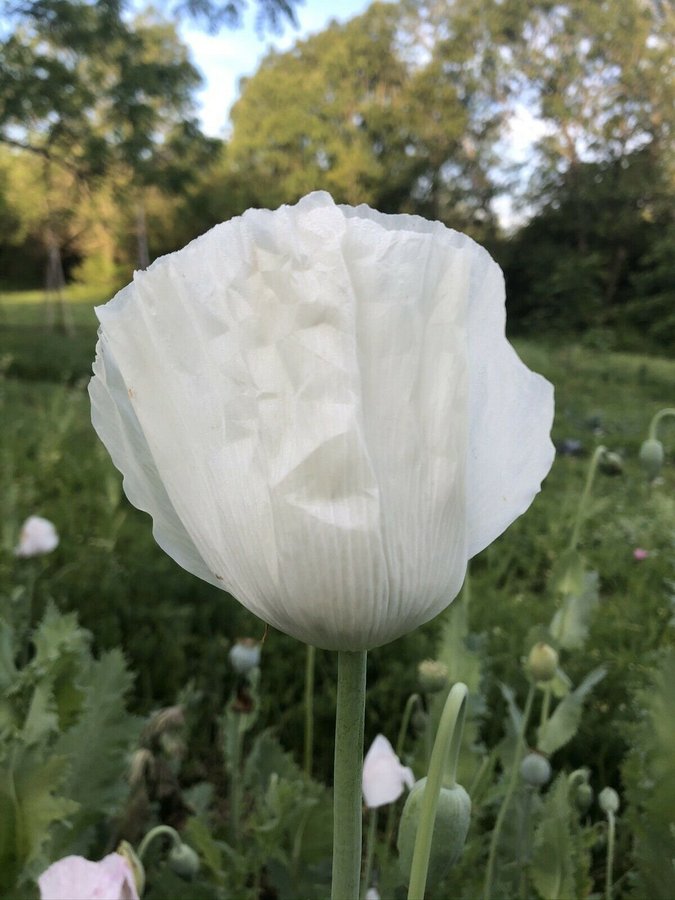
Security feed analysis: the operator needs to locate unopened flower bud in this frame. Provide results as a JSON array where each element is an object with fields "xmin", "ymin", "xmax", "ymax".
[
  {"xmin": 116, "ymin": 840, "xmax": 145, "ymax": 896},
  {"xmin": 598, "ymin": 450, "xmax": 623, "ymax": 476},
  {"xmin": 229, "ymin": 638, "xmax": 261, "ymax": 675},
  {"xmin": 575, "ymin": 782, "xmax": 594, "ymax": 812},
  {"xmin": 639, "ymin": 438, "xmax": 664, "ymax": 481},
  {"xmin": 398, "ymin": 778, "xmax": 471, "ymax": 883},
  {"xmin": 599, "ymin": 786, "xmax": 619, "ymax": 814},
  {"xmin": 520, "ymin": 752, "xmax": 551, "ymax": 787},
  {"xmin": 168, "ymin": 842, "xmax": 200, "ymax": 879},
  {"xmin": 417, "ymin": 659, "xmax": 449, "ymax": 694},
  {"xmin": 411, "ymin": 708, "xmax": 428, "ymax": 733},
  {"xmin": 527, "ymin": 642, "xmax": 559, "ymax": 682}
]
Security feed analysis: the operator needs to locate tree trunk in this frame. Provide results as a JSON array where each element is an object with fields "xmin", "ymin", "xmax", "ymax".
[
  {"xmin": 44, "ymin": 230, "xmax": 74, "ymax": 335},
  {"xmin": 136, "ymin": 200, "xmax": 150, "ymax": 270}
]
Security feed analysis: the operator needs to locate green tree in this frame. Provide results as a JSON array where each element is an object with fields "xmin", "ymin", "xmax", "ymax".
[{"xmin": 227, "ymin": 1, "xmax": 501, "ymax": 237}]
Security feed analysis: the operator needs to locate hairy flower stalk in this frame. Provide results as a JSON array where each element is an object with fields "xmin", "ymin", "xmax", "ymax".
[{"xmin": 88, "ymin": 192, "xmax": 555, "ymax": 899}]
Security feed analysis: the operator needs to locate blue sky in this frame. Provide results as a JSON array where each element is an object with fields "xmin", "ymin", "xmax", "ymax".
[{"xmin": 182, "ymin": 0, "xmax": 377, "ymax": 136}]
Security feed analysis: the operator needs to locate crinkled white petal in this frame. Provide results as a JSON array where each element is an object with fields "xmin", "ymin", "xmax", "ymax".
[
  {"xmin": 89, "ymin": 191, "xmax": 554, "ymax": 651},
  {"xmin": 362, "ymin": 734, "xmax": 414, "ymax": 808},
  {"xmin": 38, "ymin": 853, "xmax": 139, "ymax": 900}
]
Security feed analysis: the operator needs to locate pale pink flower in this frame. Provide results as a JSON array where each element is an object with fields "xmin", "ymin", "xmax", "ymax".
[
  {"xmin": 633, "ymin": 548, "xmax": 649, "ymax": 561},
  {"xmin": 362, "ymin": 734, "xmax": 414, "ymax": 808},
  {"xmin": 14, "ymin": 515, "xmax": 59, "ymax": 557},
  {"xmin": 38, "ymin": 853, "xmax": 139, "ymax": 900}
]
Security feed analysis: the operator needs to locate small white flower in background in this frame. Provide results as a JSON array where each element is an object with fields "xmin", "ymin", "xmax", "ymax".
[
  {"xmin": 362, "ymin": 734, "xmax": 414, "ymax": 808},
  {"xmin": 38, "ymin": 853, "xmax": 139, "ymax": 900},
  {"xmin": 14, "ymin": 515, "xmax": 59, "ymax": 558},
  {"xmin": 365, "ymin": 888, "xmax": 381, "ymax": 900},
  {"xmin": 229, "ymin": 637, "xmax": 262, "ymax": 674}
]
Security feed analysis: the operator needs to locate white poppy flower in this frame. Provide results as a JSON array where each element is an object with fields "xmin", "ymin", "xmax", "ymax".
[
  {"xmin": 89, "ymin": 192, "xmax": 554, "ymax": 651},
  {"xmin": 14, "ymin": 515, "xmax": 59, "ymax": 557},
  {"xmin": 38, "ymin": 853, "xmax": 139, "ymax": 900},
  {"xmin": 362, "ymin": 734, "xmax": 414, "ymax": 808}
]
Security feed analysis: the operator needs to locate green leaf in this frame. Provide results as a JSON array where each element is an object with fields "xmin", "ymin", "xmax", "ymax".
[
  {"xmin": 22, "ymin": 681, "xmax": 59, "ymax": 745},
  {"xmin": 549, "ymin": 570, "xmax": 600, "ymax": 650},
  {"xmin": 0, "ymin": 745, "xmax": 79, "ymax": 891},
  {"xmin": 548, "ymin": 548, "xmax": 586, "ymax": 598},
  {"xmin": 537, "ymin": 667, "xmax": 606, "ymax": 756},
  {"xmin": 530, "ymin": 775, "xmax": 576, "ymax": 900},
  {"xmin": 51, "ymin": 650, "xmax": 140, "ymax": 855}
]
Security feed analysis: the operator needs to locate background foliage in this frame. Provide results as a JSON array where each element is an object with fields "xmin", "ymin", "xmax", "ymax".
[{"xmin": 0, "ymin": 0, "xmax": 674, "ymax": 350}]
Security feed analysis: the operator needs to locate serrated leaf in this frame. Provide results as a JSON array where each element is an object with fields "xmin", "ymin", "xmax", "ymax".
[
  {"xmin": 32, "ymin": 603, "xmax": 90, "ymax": 668},
  {"xmin": 244, "ymin": 730, "xmax": 306, "ymax": 796},
  {"xmin": 0, "ymin": 619, "xmax": 17, "ymax": 691},
  {"xmin": 537, "ymin": 667, "xmax": 606, "ymax": 756},
  {"xmin": 548, "ymin": 548, "xmax": 586, "ymax": 598},
  {"xmin": 531, "ymin": 775, "xmax": 576, "ymax": 900},
  {"xmin": 550, "ymin": 570, "xmax": 600, "ymax": 650},
  {"xmin": 0, "ymin": 745, "xmax": 79, "ymax": 891},
  {"xmin": 51, "ymin": 650, "xmax": 140, "ymax": 855},
  {"xmin": 22, "ymin": 681, "xmax": 58, "ymax": 745}
]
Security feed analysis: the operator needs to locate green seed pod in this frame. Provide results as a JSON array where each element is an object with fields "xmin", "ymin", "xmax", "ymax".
[
  {"xmin": 527, "ymin": 642, "xmax": 559, "ymax": 682},
  {"xmin": 520, "ymin": 752, "xmax": 551, "ymax": 787},
  {"xmin": 599, "ymin": 786, "xmax": 620, "ymax": 814},
  {"xmin": 418, "ymin": 659, "xmax": 449, "ymax": 694},
  {"xmin": 639, "ymin": 439, "xmax": 664, "ymax": 481},
  {"xmin": 397, "ymin": 777, "xmax": 471, "ymax": 884},
  {"xmin": 168, "ymin": 843, "xmax": 200, "ymax": 879}
]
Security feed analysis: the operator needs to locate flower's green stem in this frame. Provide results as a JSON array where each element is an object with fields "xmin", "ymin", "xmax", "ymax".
[
  {"xmin": 569, "ymin": 445, "xmax": 606, "ymax": 551},
  {"xmin": 304, "ymin": 644, "xmax": 316, "ymax": 777},
  {"xmin": 540, "ymin": 684, "xmax": 552, "ymax": 729},
  {"xmin": 137, "ymin": 824, "xmax": 181, "ymax": 861},
  {"xmin": 483, "ymin": 684, "xmax": 536, "ymax": 900},
  {"xmin": 362, "ymin": 807, "xmax": 378, "ymax": 899},
  {"xmin": 384, "ymin": 692, "xmax": 422, "ymax": 848},
  {"xmin": 229, "ymin": 714, "xmax": 244, "ymax": 846},
  {"xmin": 331, "ymin": 650, "xmax": 367, "ymax": 900},
  {"xmin": 605, "ymin": 810, "xmax": 616, "ymax": 900},
  {"xmin": 407, "ymin": 682, "xmax": 468, "ymax": 900},
  {"xmin": 648, "ymin": 407, "xmax": 675, "ymax": 440}
]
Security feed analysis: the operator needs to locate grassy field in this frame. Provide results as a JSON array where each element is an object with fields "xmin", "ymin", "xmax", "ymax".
[{"xmin": 1, "ymin": 287, "xmax": 674, "ymax": 897}]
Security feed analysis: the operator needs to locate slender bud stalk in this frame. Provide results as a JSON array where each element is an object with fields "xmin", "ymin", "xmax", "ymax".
[
  {"xmin": 569, "ymin": 445, "xmax": 607, "ymax": 551},
  {"xmin": 384, "ymin": 693, "xmax": 422, "ymax": 849},
  {"xmin": 331, "ymin": 650, "xmax": 367, "ymax": 900},
  {"xmin": 605, "ymin": 809, "xmax": 616, "ymax": 900},
  {"xmin": 362, "ymin": 808, "xmax": 378, "ymax": 900},
  {"xmin": 648, "ymin": 407, "xmax": 675, "ymax": 441},
  {"xmin": 137, "ymin": 824, "xmax": 182, "ymax": 861},
  {"xmin": 407, "ymin": 682, "xmax": 468, "ymax": 900},
  {"xmin": 483, "ymin": 684, "xmax": 536, "ymax": 900}
]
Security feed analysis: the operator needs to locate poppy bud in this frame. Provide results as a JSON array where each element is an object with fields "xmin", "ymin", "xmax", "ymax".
[
  {"xmin": 575, "ymin": 782, "xmax": 593, "ymax": 812},
  {"xmin": 527, "ymin": 642, "xmax": 558, "ymax": 682},
  {"xmin": 599, "ymin": 786, "xmax": 619, "ymax": 814},
  {"xmin": 598, "ymin": 450, "xmax": 623, "ymax": 476},
  {"xmin": 639, "ymin": 438, "xmax": 664, "ymax": 481},
  {"xmin": 520, "ymin": 752, "xmax": 551, "ymax": 787},
  {"xmin": 417, "ymin": 659, "xmax": 449, "ymax": 694},
  {"xmin": 397, "ymin": 778, "xmax": 471, "ymax": 884},
  {"xmin": 168, "ymin": 843, "xmax": 200, "ymax": 879},
  {"xmin": 229, "ymin": 638, "xmax": 261, "ymax": 675}
]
